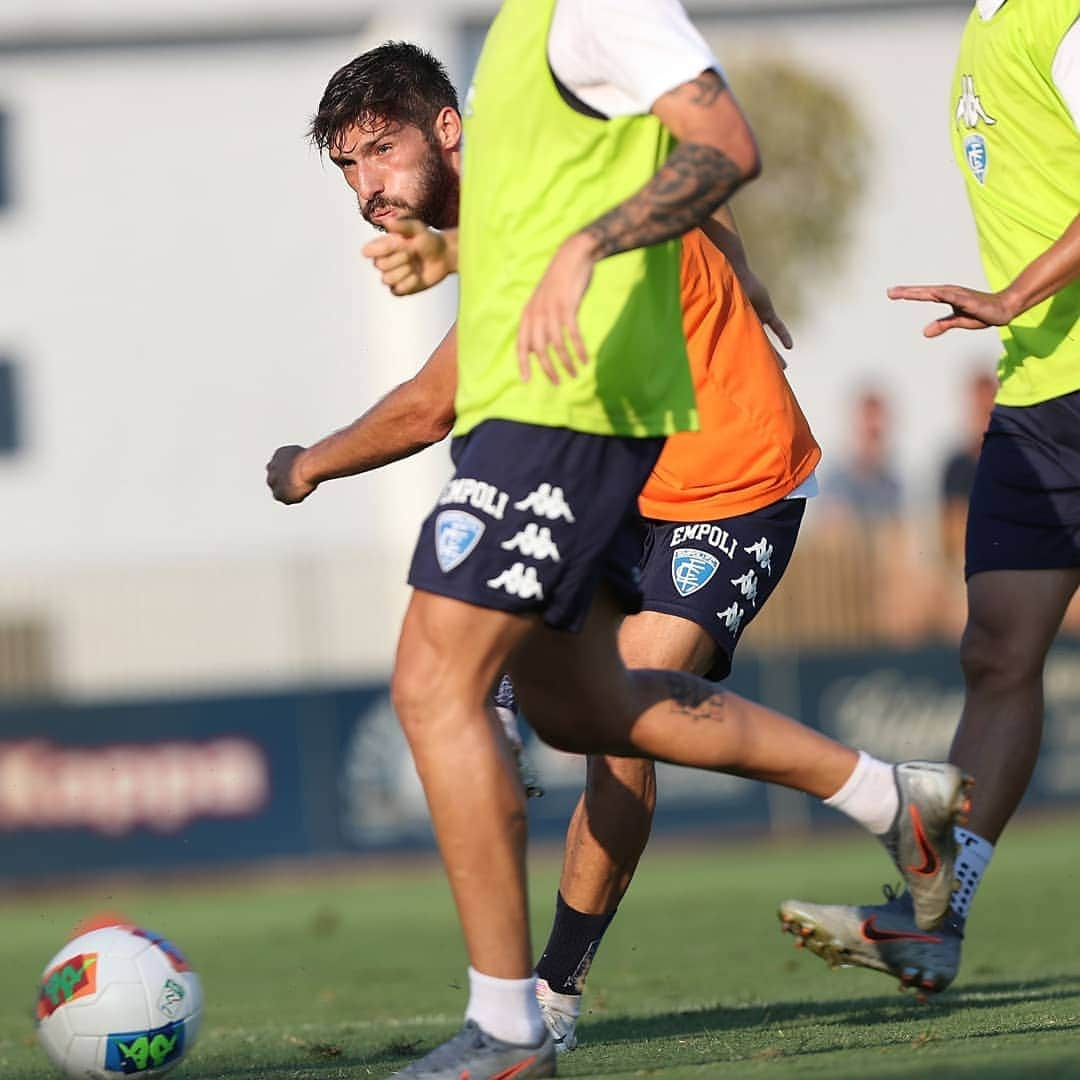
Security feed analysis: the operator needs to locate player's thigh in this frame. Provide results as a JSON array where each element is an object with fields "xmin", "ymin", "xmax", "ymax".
[
  {"xmin": 508, "ymin": 586, "xmax": 637, "ymax": 752},
  {"xmin": 618, "ymin": 609, "xmax": 717, "ymax": 676},
  {"xmin": 393, "ymin": 588, "xmax": 532, "ymax": 715},
  {"xmin": 963, "ymin": 567, "xmax": 1080, "ymax": 677}
]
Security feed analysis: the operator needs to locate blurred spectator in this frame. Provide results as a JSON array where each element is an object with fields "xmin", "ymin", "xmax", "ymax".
[
  {"xmin": 939, "ymin": 366, "xmax": 997, "ymax": 566},
  {"xmin": 810, "ymin": 387, "xmax": 932, "ymax": 645},
  {"xmin": 931, "ymin": 366, "xmax": 997, "ymax": 640},
  {"xmin": 824, "ymin": 387, "xmax": 903, "ymax": 523}
]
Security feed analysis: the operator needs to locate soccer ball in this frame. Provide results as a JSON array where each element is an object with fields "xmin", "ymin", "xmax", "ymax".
[{"xmin": 36, "ymin": 925, "xmax": 202, "ymax": 1078}]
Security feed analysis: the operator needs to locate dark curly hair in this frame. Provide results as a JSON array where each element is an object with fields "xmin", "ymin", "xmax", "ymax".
[{"xmin": 309, "ymin": 41, "xmax": 460, "ymax": 152}]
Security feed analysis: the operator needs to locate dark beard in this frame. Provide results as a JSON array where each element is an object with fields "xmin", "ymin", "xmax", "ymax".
[{"xmin": 362, "ymin": 147, "xmax": 459, "ymax": 231}]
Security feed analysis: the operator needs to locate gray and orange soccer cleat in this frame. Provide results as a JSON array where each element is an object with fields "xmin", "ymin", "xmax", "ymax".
[
  {"xmin": 880, "ymin": 761, "xmax": 973, "ymax": 930},
  {"xmin": 389, "ymin": 1020, "xmax": 556, "ymax": 1079},
  {"xmin": 778, "ymin": 887, "xmax": 964, "ymax": 1000},
  {"xmin": 535, "ymin": 977, "xmax": 580, "ymax": 1053}
]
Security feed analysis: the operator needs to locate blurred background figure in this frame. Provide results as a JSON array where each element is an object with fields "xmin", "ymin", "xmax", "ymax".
[
  {"xmin": 807, "ymin": 386, "xmax": 932, "ymax": 645},
  {"xmin": 934, "ymin": 365, "xmax": 998, "ymax": 639},
  {"xmin": 939, "ymin": 366, "xmax": 998, "ymax": 568},
  {"xmin": 824, "ymin": 387, "xmax": 903, "ymax": 525}
]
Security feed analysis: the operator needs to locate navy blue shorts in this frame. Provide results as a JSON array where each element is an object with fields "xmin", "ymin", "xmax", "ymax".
[
  {"xmin": 408, "ymin": 420, "xmax": 664, "ymax": 631},
  {"xmin": 966, "ymin": 390, "xmax": 1080, "ymax": 578},
  {"xmin": 637, "ymin": 498, "xmax": 806, "ymax": 678}
]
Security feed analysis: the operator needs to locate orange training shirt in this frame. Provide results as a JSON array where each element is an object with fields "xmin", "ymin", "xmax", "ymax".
[{"xmin": 637, "ymin": 228, "xmax": 821, "ymax": 523}]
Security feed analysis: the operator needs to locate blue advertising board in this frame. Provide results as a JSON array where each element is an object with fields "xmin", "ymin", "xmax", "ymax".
[{"xmin": 2, "ymin": 640, "xmax": 1079, "ymax": 882}]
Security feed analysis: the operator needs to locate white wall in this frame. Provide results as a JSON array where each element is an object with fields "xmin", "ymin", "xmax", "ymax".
[
  {"xmin": 0, "ymin": 2, "xmax": 994, "ymax": 698},
  {"xmin": 0, "ymin": 20, "xmax": 461, "ymax": 695},
  {"xmin": 693, "ymin": 7, "xmax": 991, "ymax": 512}
]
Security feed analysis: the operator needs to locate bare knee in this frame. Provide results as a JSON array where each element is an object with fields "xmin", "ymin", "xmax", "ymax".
[
  {"xmin": 586, "ymin": 755, "xmax": 656, "ymax": 811},
  {"xmin": 960, "ymin": 615, "xmax": 1043, "ymax": 691},
  {"xmin": 391, "ymin": 624, "xmax": 472, "ymax": 745},
  {"xmin": 390, "ymin": 651, "xmax": 440, "ymax": 746}
]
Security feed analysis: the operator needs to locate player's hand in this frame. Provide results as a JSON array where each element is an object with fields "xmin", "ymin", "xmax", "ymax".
[
  {"xmin": 738, "ymin": 265, "xmax": 794, "ymax": 351},
  {"xmin": 266, "ymin": 445, "xmax": 317, "ymax": 505},
  {"xmin": 516, "ymin": 233, "xmax": 595, "ymax": 384},
  {"xmin": 361, "ymin": 218, "xmax": 456, "ymax": 295},
  {"xmin": 887, "ymin": 283, "xmax": 1017, "ymax": 337}
]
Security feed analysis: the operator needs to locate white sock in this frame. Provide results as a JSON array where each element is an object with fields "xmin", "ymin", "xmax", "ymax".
[
  {"xmin": 493, "ymin": 705, "xmax": 523, "ymax": 751},
  {"xmin": 465, "ymin": 967, "xmax": 546, "ymax": 1047},
  {"xmin": 823, "ymin": 751, "xmax": 898, "ymax": 835},
  {"xmin": 950, "ymin": 827, "xmax": 993, "ymax": 919}
]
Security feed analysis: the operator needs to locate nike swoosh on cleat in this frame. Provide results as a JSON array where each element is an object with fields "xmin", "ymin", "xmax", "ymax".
[
  {"xmin": 861, "ymin": 915, "xmax": 943, "ymax": 943},
  {"xmin": 487, "ymin": 1057, "xmax": 537, "ymax": 1080},
  {"xmin": 905, "ymin": 804, "xmax": 939, "ymax": 876}
]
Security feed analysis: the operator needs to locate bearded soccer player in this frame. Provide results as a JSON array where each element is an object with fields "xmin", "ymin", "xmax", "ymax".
[
  {"xmin": 269, "ymin": 10, "xmax": 970, "ymax": 1076},
  {"xmin": 780, "ymin": 0, "xmax": 1080, "ymax": 1000}
]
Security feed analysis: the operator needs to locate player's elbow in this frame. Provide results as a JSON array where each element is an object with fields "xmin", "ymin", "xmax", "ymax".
[
  {"xmin": 410, "ymin": 398, "xmax": 455, "ymax": 447},
  {"xmin": 727, "ymin": 130, "xmax": 761, "ymax": 184},
  {"xmin": 424, "ymin": 410, "xmax": 455, "ymax": 446}
]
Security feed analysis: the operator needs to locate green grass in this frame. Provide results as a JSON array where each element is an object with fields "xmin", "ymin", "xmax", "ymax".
[{"xmin": 3, "ymin": 812, "xmax": 1080, "ymax": 1078}]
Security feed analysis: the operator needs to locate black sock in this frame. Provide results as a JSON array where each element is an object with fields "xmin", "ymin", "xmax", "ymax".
[{"xmin": 535, "ymin": 891, "xmax": 616, "ymax": 995}]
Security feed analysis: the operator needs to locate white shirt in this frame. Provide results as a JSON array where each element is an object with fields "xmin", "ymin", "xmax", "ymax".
[
  {"xmin": 548, "ymin": 0, "xmax": 722, "ymax": 118},
  {"xmin": 548, "ymin": 0, "xmax": 816, "ymax": 502},
  {"xmin": 976, "ymin": 0, "xmax": 1080, "ymax": 128}
]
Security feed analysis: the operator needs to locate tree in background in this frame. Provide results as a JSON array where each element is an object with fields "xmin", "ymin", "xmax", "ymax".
[{"xmin": 729, "ymin": 58, "xmax": 870, "ymax": 322}]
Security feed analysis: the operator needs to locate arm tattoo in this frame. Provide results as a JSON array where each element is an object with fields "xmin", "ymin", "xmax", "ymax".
[
  {"xmin": 585, "ymin": 141, "xmax": 745, "ymax": 259},
  {"xmin": 686, "ymin": 68, "xmax": 727, "ymax": 107}
]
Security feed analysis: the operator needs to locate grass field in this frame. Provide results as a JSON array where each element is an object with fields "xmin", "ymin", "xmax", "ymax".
[{"xmin": 3, "ymin": 812, "xmax": 1080, "ymax": 1079}]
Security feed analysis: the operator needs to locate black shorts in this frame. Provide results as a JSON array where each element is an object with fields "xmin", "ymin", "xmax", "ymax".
[
  {"xmin": 966, "ymin": 390, "xmax": 1080, "ymax": 579},
  {"xmin": 408, "ymin": 419, "xmax": 664, "ymax": 631},
  {"xmin": 637, "ymin": 498, "xmax": 806, "ymax": 678}
]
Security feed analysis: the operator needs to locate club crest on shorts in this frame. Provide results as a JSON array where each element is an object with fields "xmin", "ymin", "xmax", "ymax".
[
  {"xmin": 671, "ymin": 548, "xmax": 719, "ymax": 597},
  {"xmin": 435, "ymin": 510, "xmax": 485, "ymax": 572}
]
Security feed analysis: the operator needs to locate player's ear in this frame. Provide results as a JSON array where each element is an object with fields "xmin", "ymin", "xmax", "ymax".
[{"xmin": 433, "ymin": 106, "xmax": 462, "ymax": 151}]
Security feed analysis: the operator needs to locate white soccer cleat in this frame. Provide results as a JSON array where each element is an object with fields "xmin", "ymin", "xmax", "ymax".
[
  {"xmin": 389, "ymin": 1019, "xmax": 555, "ymax": 1078},
  {"xmin": 879, "ymin": 762, "xmax": 973, "ymax": 930},
  {"xmin": 535, "ymin": 977, "xmax": 580, "ymax": 1053},
  {"xmin": 779, "ymin": 886, "xmax": 964, "ymax": 1000}
]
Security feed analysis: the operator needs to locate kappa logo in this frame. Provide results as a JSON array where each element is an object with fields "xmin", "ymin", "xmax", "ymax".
[
  {"xmin": 105, "ymin": 1021, "xmax": 185, "ymax": 1074},
  {"xmin": 731, "ymin": 569, "xmax": 759, "ymax": 608},
  {"xmin": 435, "ymin": 510, "xmax": 485, "ymax": 572},
  {"xmin": 717, "ymin": 602, "xmax": 744, "ymax": 635},
  {"xmin": 37, "ymin": 953, "xmax": 99, "ymax": 1018},
  {"xmin": 744, "ymin": 537, "xmax": 774, "ymax": 576},
  {"xmin": 501, "ymin": 523, "xmax": 561, "ymax": 562},
  {"xmin": 671, "ymin": 548, "xmax": 720, "ymax": 597},
  {"xmin": 955, "ymin": 74, "xmax": 996, "ymax": 130},
  {"xmin": 956, "ymin": 73, "xmax": 995, "ymax": 185},
  {"xmin": 487, "ymin": 562, "xmax": 544, "ymax": 600},
  {"xmin": 514, "ymin": 483, "xmax": 575, "ymax": 522}
]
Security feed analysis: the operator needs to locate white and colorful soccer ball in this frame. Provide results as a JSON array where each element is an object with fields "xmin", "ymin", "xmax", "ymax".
[{"xmin": 36, "ymin": 925, "xmax": 202, "ymax": 1078}]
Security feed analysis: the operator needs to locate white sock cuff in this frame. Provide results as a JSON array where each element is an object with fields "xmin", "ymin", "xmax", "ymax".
[
  {"xmin": 823, "ymin": 751, "xmax": 898, "ymax": 836},
  {"xmin": 465, "ymin": 967, "xmax": 545, "ymax": 1047}
]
